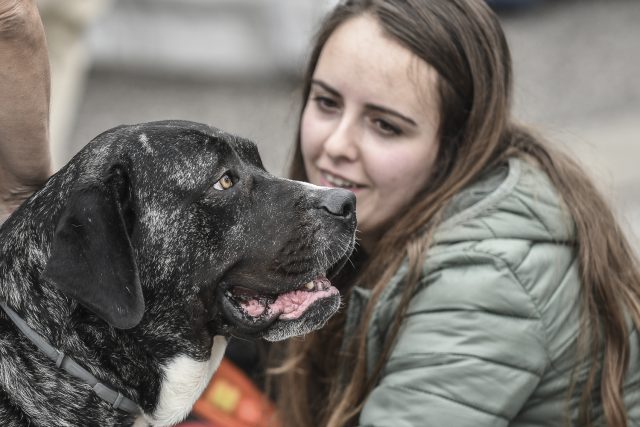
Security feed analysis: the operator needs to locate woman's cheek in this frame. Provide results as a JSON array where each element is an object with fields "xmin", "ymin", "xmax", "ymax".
[{"xmin": 301, "ymin": 110, "xmax": 328, "ymax": 161}]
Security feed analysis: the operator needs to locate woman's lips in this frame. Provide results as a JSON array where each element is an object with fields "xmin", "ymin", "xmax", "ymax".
[{"xmin": 318, "ymin": 170, "xmax": 365, "ymax": 192}]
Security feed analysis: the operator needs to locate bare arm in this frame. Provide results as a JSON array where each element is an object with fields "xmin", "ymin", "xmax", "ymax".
[{"xmin": 0, "ymin": 0, "xmax": 51, "ymax": 222}]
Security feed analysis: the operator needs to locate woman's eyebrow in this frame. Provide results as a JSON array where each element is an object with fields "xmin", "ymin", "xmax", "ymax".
[
  {"xmin": 311, "ymin": 79, "xmax": 341, "ymax": 97},
  {"xmin": 311, "ymin": 79, "xmax": 417, "ymax": 127}
]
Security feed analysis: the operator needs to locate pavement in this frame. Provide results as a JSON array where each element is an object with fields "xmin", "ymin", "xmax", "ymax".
[{"xmin": 59, "ymin": 0, "xmax": 640, "ymax": 248}]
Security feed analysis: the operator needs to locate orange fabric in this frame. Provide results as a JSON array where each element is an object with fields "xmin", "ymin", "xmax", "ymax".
[{"xmin": 190, "ymin": 358, "xmax": 279, "ymax": 427}]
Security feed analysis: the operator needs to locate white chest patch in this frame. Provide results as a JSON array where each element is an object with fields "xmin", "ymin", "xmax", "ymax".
[{"xmin": 142, "ymin": 336, "xmax": 227, "ymax": 426}]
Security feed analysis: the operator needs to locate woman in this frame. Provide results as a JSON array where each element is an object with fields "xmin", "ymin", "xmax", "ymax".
[{"xmin": 269, "ymin": 1, "xmax": 640, "ymax": 426}]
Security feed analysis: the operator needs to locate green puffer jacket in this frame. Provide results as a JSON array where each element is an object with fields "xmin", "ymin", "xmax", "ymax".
[{"xmin": 344, "ymin": 157, "xmax": 640, "ymax": 426}]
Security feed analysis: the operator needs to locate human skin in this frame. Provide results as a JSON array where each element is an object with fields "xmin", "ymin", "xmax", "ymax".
[
  {"xmin": 300, "ymin": 14, "xmax": 440, "ymax": 251},
  {"xmin": 0, "ymin": 0, "xmax": 52, "ymax": 222}
]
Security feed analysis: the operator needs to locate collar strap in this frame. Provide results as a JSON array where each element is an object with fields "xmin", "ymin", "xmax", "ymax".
[{"xmin": 0, "ymin": 301, "xmax": 141, "ymax": 415}]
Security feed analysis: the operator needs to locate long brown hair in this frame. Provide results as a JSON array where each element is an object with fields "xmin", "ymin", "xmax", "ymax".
[{"xmin": 269, "ymin": 1, "xmax": 640, "ymax": 426}]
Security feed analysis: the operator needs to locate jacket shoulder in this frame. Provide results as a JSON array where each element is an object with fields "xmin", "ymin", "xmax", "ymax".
[{"xmin": 433, "ymin": 158, "xmax": 575, "ymax": 245}]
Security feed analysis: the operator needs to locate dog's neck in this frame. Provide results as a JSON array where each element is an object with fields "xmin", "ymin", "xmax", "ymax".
[
  {"xmin": 1, "ymin": 279, "xmax": 227, "ymax": 427},
  {"xmin": 1, "ymin": 301, "xmax": 140, "ymax": 411},
  {"xmin": 0, "ymin": 269, "xmax": 141, "ymax": 425},
  {"xmin": 0, "ymin": 298, "xmax": 227, "ymax": 426}
]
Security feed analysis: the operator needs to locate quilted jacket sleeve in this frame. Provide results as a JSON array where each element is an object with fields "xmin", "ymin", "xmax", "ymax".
[{"xmin": 357, "ymin": 249, "xmax": 548, "ymax": 427}]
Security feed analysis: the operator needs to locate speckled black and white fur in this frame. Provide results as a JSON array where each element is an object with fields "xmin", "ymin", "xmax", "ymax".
[{"xmin": 0, "ymin": 120, "xmax": 356, "ymax": 426}]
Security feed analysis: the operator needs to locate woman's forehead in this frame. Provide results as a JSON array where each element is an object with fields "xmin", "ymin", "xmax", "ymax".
[{"xmin": 314, "ymin": 14, "xmax": 439, "ymax": 118}]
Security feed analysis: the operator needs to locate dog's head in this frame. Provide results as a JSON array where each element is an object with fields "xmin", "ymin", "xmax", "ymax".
[{"xmin": 39, "ymin": 120, "xmax": 356, "ymax": 344}]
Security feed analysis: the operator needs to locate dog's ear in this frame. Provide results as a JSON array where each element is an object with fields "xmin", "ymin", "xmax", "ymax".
[{"xmin": 42, "ymin": 165, "xmax": 144, "ymax": 329}]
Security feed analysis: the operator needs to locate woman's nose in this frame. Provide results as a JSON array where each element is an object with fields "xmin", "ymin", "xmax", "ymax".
[{"xmin": 323, "ymin": 117, "xmax": 359, "ymax": 162}]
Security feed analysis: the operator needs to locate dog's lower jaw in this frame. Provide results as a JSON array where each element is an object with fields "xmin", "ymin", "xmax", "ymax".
[{"xmin": 139, "ymin": 335, "xmax": 227, "ymax": 427}]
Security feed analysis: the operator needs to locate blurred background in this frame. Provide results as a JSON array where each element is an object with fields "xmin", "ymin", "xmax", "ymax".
[{"xmin": 39, "ymin": 0, "xmax": 640, "ymax": 248}]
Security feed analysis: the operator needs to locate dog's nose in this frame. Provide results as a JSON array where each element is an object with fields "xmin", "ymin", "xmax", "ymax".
[{"xmin": 319, "ymin": 188, "xmax": 356, "ymax": 218}]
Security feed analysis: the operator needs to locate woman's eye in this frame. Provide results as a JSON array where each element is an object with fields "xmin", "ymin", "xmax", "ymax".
[
  {"xmin": 313, "ymin": 96, "xmax": 339, "ymax": 112},
  {"xmin": 373, "ymin": 118, "xmax": 402, "ymax": 136},
  {"xmin": 214, "ymin": 174, "xmax": 234, "ymax": 190}
]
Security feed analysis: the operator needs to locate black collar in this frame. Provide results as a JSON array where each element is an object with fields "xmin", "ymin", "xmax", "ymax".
[{"xmin": 0, "ymin": 301, "xmax": 141, "ymax": 415}]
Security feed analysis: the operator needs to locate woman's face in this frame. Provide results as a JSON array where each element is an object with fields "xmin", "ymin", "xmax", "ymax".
[{"xmin": 301, "ymin": 14, "xmax": 440, "ymax": 250}]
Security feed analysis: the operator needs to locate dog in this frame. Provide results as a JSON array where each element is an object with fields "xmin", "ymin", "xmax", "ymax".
[{"xmin": 0, "ymin": 120, "xmax": 356, "ymax": 426}]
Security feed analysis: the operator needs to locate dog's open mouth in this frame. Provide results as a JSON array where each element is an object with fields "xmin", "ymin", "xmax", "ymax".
[
  {"xmin": 218, "ymin": 227, "xmax": 355, "ymax": 341},
  {"xmin": 224, "ymin": 276, "xmax": 338, "ymax": 321},
  {"xmin": 218, "ymin": 274, "xmax": 342, "ymax": 341}
]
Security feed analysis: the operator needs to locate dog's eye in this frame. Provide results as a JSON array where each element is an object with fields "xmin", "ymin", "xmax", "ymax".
[{"xmin": 214, "ymin": 174, "xmax": 234, "ymax": 190}]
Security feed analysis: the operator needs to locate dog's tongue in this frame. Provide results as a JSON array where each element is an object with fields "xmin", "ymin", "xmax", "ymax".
[
  {"xmin": 240, "ymin": 277, "xmax": 339, "ymax": 320},
  {"xmin": 240, "ymin": 300, "xmax": 270, "ymax": 317}
]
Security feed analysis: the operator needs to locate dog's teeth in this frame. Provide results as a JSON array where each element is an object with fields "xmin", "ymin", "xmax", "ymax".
[
  {"xmin": 305, "ymin": 281, "xmax": 315, "ymax": 291},
  {"xmin": 313, "ymin": 278, "xmax": 330, "ymax": 290}
]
